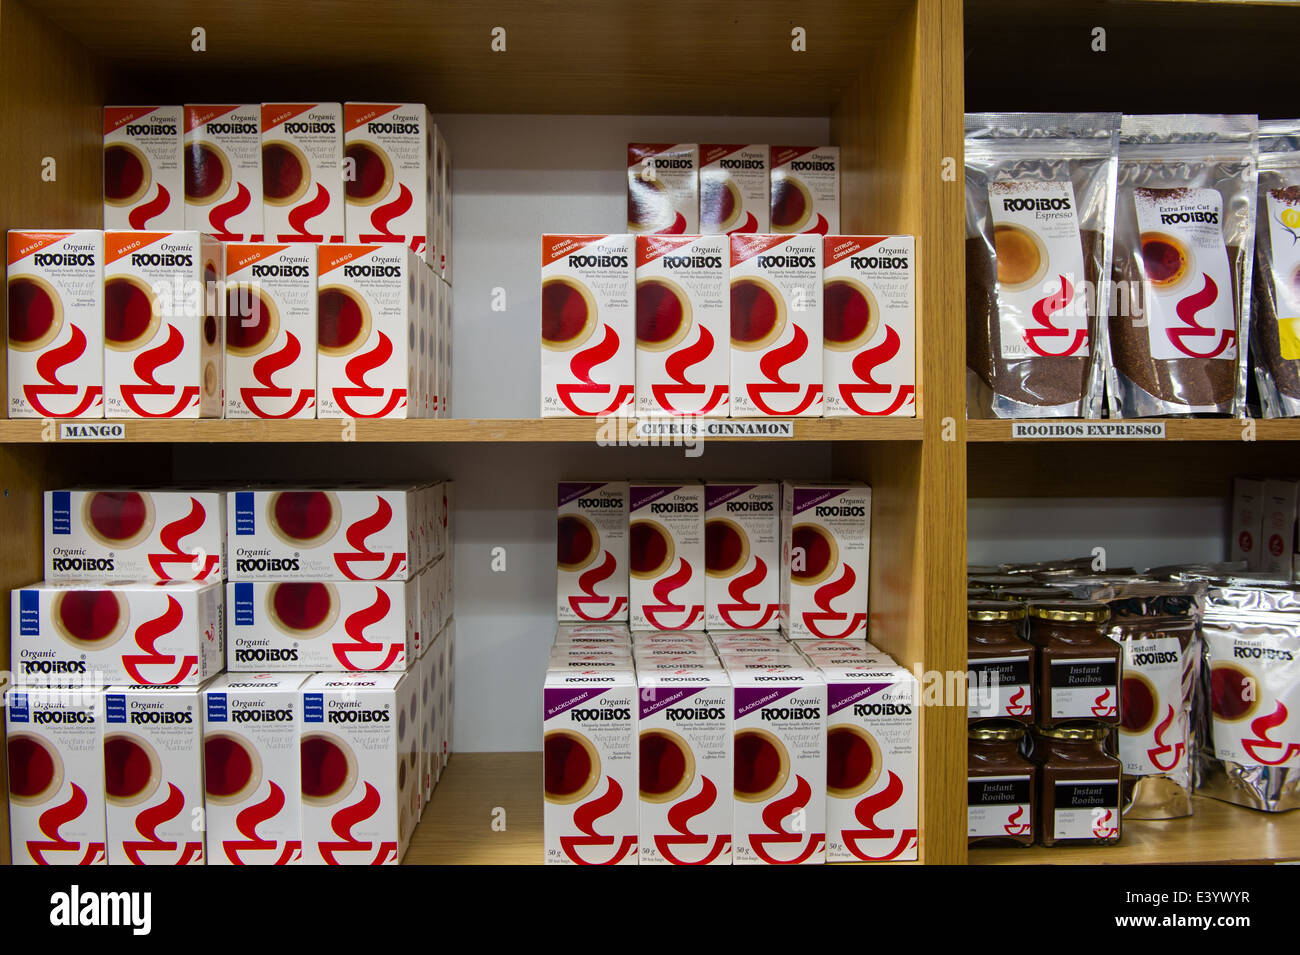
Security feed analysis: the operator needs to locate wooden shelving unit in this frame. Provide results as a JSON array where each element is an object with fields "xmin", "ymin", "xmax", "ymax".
[{"xmin": 0, "ymin": 0, "xmax": 1295, "ymax": 867}]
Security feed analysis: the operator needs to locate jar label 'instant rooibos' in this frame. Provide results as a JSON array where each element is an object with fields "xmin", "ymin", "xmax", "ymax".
[
  {"xmin": 1135, "ymin": 188, "xmax": 1237, "ymax": 363},
  {"xmin": 967, "ymin": 657, "xmax": 1033, "ymax": 720},
  {"xmin": 1052, "ymin": 779, "xmax": 1120, "ymax": 841},
  {"xmin": 1265, "ymin": 189, "xmax": 1300, "ymax": 361},
  {"xmin": 1049, "ymin": 657, "xmax": 1118, "ymax": 720},
  {"xmin": 967, "ymin": 774, "xmax": 1032, "ymax": 839},
  {"xmin": 1119, "ymin": 636, "xmax": 1186, "ymax": 777},
  {"xmin": 989, "ymin": 180, "xmax": 1089, "ymax": 361}
]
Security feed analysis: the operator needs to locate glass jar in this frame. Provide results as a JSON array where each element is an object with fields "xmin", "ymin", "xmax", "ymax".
[
  {"xmin": 1032, "ymin": 721, "xmax": 1122, "ymax": 847},
  {"xmin": 968, "ymin": 721, "xmax": 1036, "ymax": 848},
  {"xmin": 1027, "ymin": 601, "xmax": 1120, "ymax": 727},
  {"xmin": 968, "ymin": 600, "xmax": 1033, "ymax": 725}
]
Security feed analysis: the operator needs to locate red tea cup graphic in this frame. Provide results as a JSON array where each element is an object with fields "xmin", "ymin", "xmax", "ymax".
[
  {"xmin": 262, "ymin": 140, "xmax": 311, "ymax": 206},
  {"xmin": 824, "ymin": 278, "xmax": 880, "ymax": 352},
  {"xmin": 8, "ymin": 276, "xmax": 64, "ymax": 352},
  {"xmin": 266, "ymin": 581, "xmax": 340, "ymax": 639},
  {"xmin": 83, "ymin": 490, "xmax": 155, "ymax": 549},
  {"xmin": 104, "ymin": 142, "xmax": 151, "ymax": 207},
  {"xmin": 7, "ymin": 733, "xmax": 65, "ymax": 806},
  {"xmin": 344, "ymin": 141, "xmax": 395, "ymax": 206},
  {"xmin": 993, "ymin": 223, "xmax": 1048, "ymax": 291},
  {"xmin": 629, "ymin": 520, "xmax": 675, "ymax": 580},
  {"xmin": 771, "ymin": 175, "xmax": 813, "ymax": 233},
  {"xmin": 103, "ymin": 733, "xmax": 162, "ymax": 807},
  {"xmin": 639, "ymin": 728, "xmax": 696, "ymax": 804},
  {"xmin": 104, "ymin": 276, "xmax": 162, "ymax": 352},
  {"xmin": 734, "ymin": 728, "xmax": 790, "ymax": 803},
  {"xmin": 52, "ymin": 588, "xmax": 130, "ymax": 651},
  {"xmin": 1210, "ymin": 663, "xmax": 1257, "ymax": 722},
  {"xmin": 267, "ymin": 490, "xmax": 341, "ymax": 547},
  {"xmin": 826, "ymin": 723, "xmax": 882, "ymax": 799},
  {"xmin": 730, "ymin": 276, "xmax": 788, "ymax": 351},
  {"xmin": 226, "ymin": 284, "xmax": 281, "ymax": 358},
  {"xmin": 542, "ymin": 277, "xmax": 599, "ymax": 352},
  {"xmin": 790, "ymin": 523, "xmax": 838, "ymax": 586},
  {"xmin": 318, "ymin": 286, "xmax": 374, "ymax": 358},
  {"xmin": 185, "ymin": 140, "xmax": 232, "ymax": 206},
  {"xmin": 705, "ymin": 518, "xmax": 750, "ymax": 578},
  {"xmin": 544, "ymin": 729, "xmax": 601, "ymax": 805},
  {"xmin": 701, "ymin": 177, "xmax": 742, "ymax": 232},
  {"xmin": 636, "ymin": 277, "xmax": 693, "ymax": 351},
  {"xmin": 557, "ymin": 514, "xmax": 600, "ymax": 573},
  {"xmin": 1140, "ymin": 231, "xmax": 1192, "ymax": 290},
  {"xmin": 1120, "ymin": 673, "xmax": 1158, "ymax": 734},
  {"xmin": 300, "ymin": 732, "xmax": 359, "ymax": 807},
  {"xmin": 627, "ymin": 175, "xmax": 671, "ymax": 232},
  {"xmin": 204, "ymin": 731, "xmax": 263, "ymax": 805}
]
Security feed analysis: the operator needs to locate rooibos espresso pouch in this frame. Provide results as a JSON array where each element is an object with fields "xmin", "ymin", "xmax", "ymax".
[
  {"xmin": 965, "ymin": 112, "xmax": 1120, "ymax": 418},
  {"xmin": 1198, "ymin": 585, "xmax": 1300, "ymax": 812},
  {"xmin": 1107, "ymin": 115, "xmax": 1257, "ymax": 417},
  {"xmin": 1251, "ymin": 119, "xmax": 1300, "ymax": 417}
]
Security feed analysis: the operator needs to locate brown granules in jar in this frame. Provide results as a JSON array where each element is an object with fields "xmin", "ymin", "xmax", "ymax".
[
  {"xmin": 966, "ymin": 230, "xmax": 1100, "ymax": 406},
  {"xmin": 1253, "ymin": 184, "xmax": 1300, "ymax": 400},
  {"xmin": 1109, "ymin": 244, "xmax": 1245, "ymax": 410}
]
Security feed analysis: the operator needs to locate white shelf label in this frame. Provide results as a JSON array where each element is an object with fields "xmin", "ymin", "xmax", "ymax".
[
  {"xmin": 634, "ymin": 419, "xmax": 794, "ymax": 439},
  {"xmin": 1011, "ymin": 421, "xmax": 1165, "ymax": 440},
  {"xmin": 57, "ymin": 422, "xmax": 126, "ymax": 441}
]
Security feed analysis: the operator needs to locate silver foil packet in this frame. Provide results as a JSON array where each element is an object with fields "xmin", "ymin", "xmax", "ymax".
[{"xmin": 1197, "ymin": 586, "xmax": 1300, "ymax": 812}]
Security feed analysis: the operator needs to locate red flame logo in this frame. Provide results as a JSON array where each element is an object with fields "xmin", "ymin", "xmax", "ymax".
[
  {"xmin": 240, "ymin": 330, "xmax": 314, "ymax": 418},
  {"xmin": 146, "ymin": 497, "xmax": 220, "ymax": 579},
  {"xmin": 1005, "ymin": 687, "xmax": 1031, "ymax": 717},
  {"xmin": 568, "ymin": 550, "xmax": 628, "ymax": 620},
  {"xmin": 331, "ymin": 330, "xmax": 406, "ymax": 417},
  {"xmin": 1166, "ymin": 274, "xmax": 1234, "ymax": 358},
  {"xmin": 1024, "ymin": 275, "xmax": 1087, "ymax": 357},
  {"xmin": 360, "ymin": 183, "xmax": 413, "ymax": 243},
  {"xmin": 651, "ymin": 325, "xmax": 728, "ymax": 414},
  {"xmin": 26, "ymin": 784, "xmax": 104, "ymax": 865},
  {"xmin": 1003, "ymin": 805, "xmax": 1031, "ymax": 837},
  {"xmin": 208, "ymin": 183, "xmax": 253, "ymax": 241},
  {"xmin": 1091, "ymin": 808, "xmax": 1118, "ymax": 840},
  {"xmin": 23, "ymin": 324, "xmax": 102, "ymax": 416},
  {"xmin": 279, "ymin": 182, "xmax": 332, "ymax": 241},
  {"xmin": 749, "ymin": 775, "xmax": 825, "ymax": 864},
  {"xmin": 839, "ymin": 324, "xmax": 915, "ymax": 415},
  {"xmin": 746, "ymin": 324, "xmax": 822, "ymax": 415},
  {"xmin": 122, "ymin": 595, "xmax": 198, "ymax": 684},
  {"xmin": 717, "ymin": 557, "xmax": 778, "ymax": 628},
  {"xmin": 839, "ymin": 770, "xmax": 918, "ymax": 861},
  {"xmin": 128, "ymin": 184, "xmax": 172, "ymax": 229},
  {"xmin": 1241, "ymin": 701, "xmax": 1300, "ymax": 765},
  {"xmin": 560, "ymin": 777, "xmax": 637, "ymax": 864},
  {"xmin": 222, "ymin": 782, "xmax": 301, "ymax": 865},
  {"xmin": 802, "ymin": 564, "xmax": 866, "ymax": 639},
  {"xmin": 641, "ymin": 558, "xmax": 704, "ymax": 630},
  {"xmin": 653, "ymin": 776, "xmax": 731, "ymax": 864},
  {"xmin": 334, "ymin": 586, "xmax": 404, "ymax": 670},
  {"xmin": 333, "ymin": 497, "xmax": 406, "ymax": 579},
  {"xmin": 1146, "ymin": 703, "xmax": 1185, "ymax": 772},
  {"xmin": 123, "ymin": 782, "xmax": 203, "ymax": 865},
  {"xmin": 120, "ymin": 324, "xmax": 200, "ymax": 417},
  {"xmin": 318, "ymin": 782, "xmax": 398, "ymax": 864},
  {"xmin": 557, "ymin": 325, "xmax": 634, "ymax": 415},
  {"xmin": 1091, "ymin": 687, "xmax": 1117, "ymax": 719}
]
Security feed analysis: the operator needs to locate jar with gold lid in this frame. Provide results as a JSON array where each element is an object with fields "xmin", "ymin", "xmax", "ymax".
[
  {"xmin": 968, "ymin": 721, "xmax": 1035, "ymax": 848},
  {"xmin": 968, "ymin": 600, "xmax": 1033, "ymax": 724},
  {"xmin": 1028, "ymin": 601, "xmax": 1120, "ymax": 728},
  {"xmin": 1031, "ymin": 721, "xmax": 1122, "ymax": 847}
]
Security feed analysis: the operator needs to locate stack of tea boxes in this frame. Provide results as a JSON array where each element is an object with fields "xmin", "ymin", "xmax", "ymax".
[
  {"xmin": 6, "ymin": 482, "xmax": 454, "ymax": 865},
  {"xmin": 7, "ymin": 102, "xmax": 451, "ymax": 422},
  {"xmin": 544, "ymin": 479, "xmax": 919, "ymax": 864}
]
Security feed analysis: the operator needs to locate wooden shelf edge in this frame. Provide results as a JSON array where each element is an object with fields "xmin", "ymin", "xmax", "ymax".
[
  {"xmin": 0, "ymin": 417, "xmax": 924, "ymax": 445},
  {"xmin": 966, "ymin": 419, "xmax": 1300, "ymax": 443},
  {"xmin": 969, "ymin": 795, "xmax": 1300, "ymax": 865}
]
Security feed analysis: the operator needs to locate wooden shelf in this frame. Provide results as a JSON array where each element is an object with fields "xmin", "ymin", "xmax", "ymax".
[
  {"xmin": 0, "ymin": 417, "xmax": 923, "ymax": 445},
  {"xmin": 966, "ymin": 419, "xmax": 1300, "ymax": 443},
  {"xmin": 405, "ymin": 754, "xmax": 540, "ymax": 865},
  {"xmin": 970, "ymin": 795, "xmax": 1300, "ymax": 865}
]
